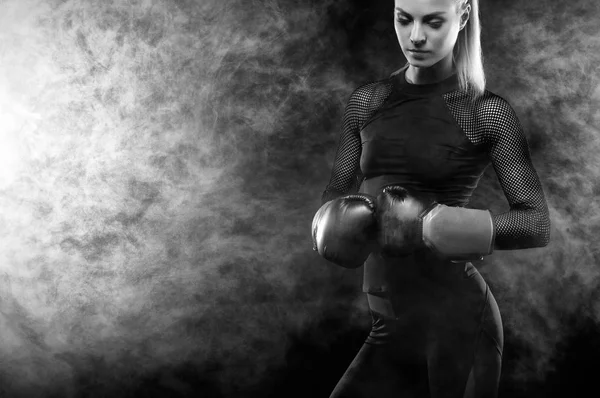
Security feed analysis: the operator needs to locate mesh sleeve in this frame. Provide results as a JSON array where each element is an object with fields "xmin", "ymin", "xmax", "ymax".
[
  {"xmin": 320, "ymin": 81, "xmax": 392, "ymax": 204},
  {"xmin": 479, "ymin": 94, "xmax": 551, "ymax": 250}
]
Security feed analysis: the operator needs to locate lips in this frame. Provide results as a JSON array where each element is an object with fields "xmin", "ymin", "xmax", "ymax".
[{"xmin": 408, "ymin": 49, "xmax": 429, "ymax": 53}]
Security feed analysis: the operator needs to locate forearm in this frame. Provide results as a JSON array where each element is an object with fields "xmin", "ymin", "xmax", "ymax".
[
  {"xmin": 321, "ymin": 171, "xmax": 363, "ymax": 204},
  {"xmin": 492, "ymin": 208, "xmax": 551, "ymax": 250}
]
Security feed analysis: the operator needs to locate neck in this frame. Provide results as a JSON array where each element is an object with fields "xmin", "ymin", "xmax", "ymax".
[{"xmin": 405, "ymin": 55, "xmax": 454, "ymax": 85}]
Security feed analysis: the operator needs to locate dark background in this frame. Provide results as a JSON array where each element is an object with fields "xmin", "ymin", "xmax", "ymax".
[{"xmin": 0, "ymin": 0, "xmax": 599, "ymax": 396}]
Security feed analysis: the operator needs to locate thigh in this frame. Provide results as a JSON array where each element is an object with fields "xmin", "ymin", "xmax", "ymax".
[
  {"xmin": 426, "ymin": 334, "xmax": 475, "ymax": 398},
  {"xmin": 463, "ymin": 287, "xmax": 503, "ymax": 398},
  {"xmin": 329, "ymin": 342, "xmax": 428, "ymax": 398},
  {"xmin": 427, "ymin": 284, "xmax": 503, "ymax": 398}
]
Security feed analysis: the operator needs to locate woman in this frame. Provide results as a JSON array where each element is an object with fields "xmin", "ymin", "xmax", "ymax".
[{"xmin": 311, "ymin": 0, "xmax": 551, "ymax": 397}]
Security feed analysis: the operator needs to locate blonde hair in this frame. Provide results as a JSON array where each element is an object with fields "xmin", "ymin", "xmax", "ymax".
[{"xmin": 453, "ymin": 0, "xmax": 485, "ymax": 97}]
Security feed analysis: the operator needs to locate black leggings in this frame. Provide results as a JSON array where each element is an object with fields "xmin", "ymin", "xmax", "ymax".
[{"xmin": 330, "ymin": 264, "xmax": 503, "ymax": 398}]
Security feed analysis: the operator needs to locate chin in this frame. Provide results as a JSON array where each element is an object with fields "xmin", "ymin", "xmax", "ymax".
[{"xmin": 408, "ymin": 59, "xmax": 433, "ymax": 68}]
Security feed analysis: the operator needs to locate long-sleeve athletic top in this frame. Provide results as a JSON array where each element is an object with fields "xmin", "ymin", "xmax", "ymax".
[{"xmin": 321, "ymin": 66, "xmax": 551, "ymax": 250}]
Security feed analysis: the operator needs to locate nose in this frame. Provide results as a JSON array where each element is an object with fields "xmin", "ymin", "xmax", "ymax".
[{"xmin": 410, "ymin": 23, "xmax": 426, "ymax": 45}]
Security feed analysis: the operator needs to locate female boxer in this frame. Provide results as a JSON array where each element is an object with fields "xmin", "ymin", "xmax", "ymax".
[{"xmin": 311, "ymin": 0, "xmax": 551, "ymax": 396}]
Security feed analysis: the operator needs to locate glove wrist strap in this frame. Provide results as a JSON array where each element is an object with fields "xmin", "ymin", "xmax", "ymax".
[{"xmin": 421, "ymin": 205, "xmax": 495, "ymax": 261}]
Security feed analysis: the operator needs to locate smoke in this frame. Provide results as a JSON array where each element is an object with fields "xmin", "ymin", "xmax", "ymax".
[
  {"xmin": 0, "ymin": 0, "xmax": 362, "ymax": 396},
  {"xmin": 0, "ymin": 0, "xmax": 599, "ymax": 396}
]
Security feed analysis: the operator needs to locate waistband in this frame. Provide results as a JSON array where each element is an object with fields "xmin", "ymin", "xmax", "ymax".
[
  {"xmin": 365, "ymin": 260, "xmax": 480, "ymax": 317},
  {"xmin": 367, "ymin": 293, "xmax": 397, "ymax": 319}
]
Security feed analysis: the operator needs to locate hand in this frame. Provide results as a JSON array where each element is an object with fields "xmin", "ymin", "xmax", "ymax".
[
  {"xmin": 376, "ymin": 185, "xmax": 495, "ymax": 261},
  {"xmin": 376, "ymin": 185, "xmax": 432, "ymax": 256},
  {"xmin": 312, "ymin": 194, "xmax": 378, "ymax": 269}
]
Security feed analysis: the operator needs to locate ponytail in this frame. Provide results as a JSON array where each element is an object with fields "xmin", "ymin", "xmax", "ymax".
[{"xmin": 453, "ymin": 0, "xmax": 486, "ymax": 97}]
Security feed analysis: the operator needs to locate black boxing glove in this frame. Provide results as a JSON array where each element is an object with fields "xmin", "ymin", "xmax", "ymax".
[
  {"xmin": 377, "ymin": 185, "xmax": 495, "ymax": 261},
  {"xmin": 312, "ymin": 194, "xmax": 378, "ymax": 269}
]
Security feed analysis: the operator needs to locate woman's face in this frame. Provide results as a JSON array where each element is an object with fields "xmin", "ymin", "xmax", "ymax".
[{"xmin": 394, "ymin": 0, "xmax": 468, "ymax": 68}]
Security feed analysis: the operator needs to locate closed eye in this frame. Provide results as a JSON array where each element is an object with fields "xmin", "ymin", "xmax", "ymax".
[{"xmin": 395, "ymin": 15, "xmax": 444, "ymax": 29}]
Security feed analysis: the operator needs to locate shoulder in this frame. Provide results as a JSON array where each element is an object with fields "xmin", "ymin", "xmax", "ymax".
[
  {"xmin": 473, "ymin": 90, "xmax": 519, "ymax": 120},
  {"xmin": 350, "ymin": 78, "xmax": 393, "ymax": 100},
  {"xmin": 472, "ymin": 90, "xmax": 527, "ymax": 146},
  {"xmin": 346, "ymin": 77, "xmax": 394, "ymax": 111},
  {"xmin": 350, "ymin": 64, "xmax": 405, "ymax": 98},
  {"xmin": 466, "ymin": 89, "xmax": 522, "ymax": 132}
]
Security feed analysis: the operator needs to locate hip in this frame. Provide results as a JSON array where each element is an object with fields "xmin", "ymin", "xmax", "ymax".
[
  {"xmin": 362, "ymin": 249, "xmax": 486, "ymax": 295},
  {"xmin": 364, "ymin": 264, "xmax": 499, "ymax": 346}
]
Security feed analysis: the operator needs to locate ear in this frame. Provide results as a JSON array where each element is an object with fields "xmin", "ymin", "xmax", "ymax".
[{"xmin": 459, "ymin": 4, "xmax": 471, "ymax": 30}]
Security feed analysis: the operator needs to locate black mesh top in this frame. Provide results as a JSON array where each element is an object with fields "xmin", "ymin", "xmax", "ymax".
[{"xmin": 321, "ymin": 66, "xmax": 551, "ymax": 250}]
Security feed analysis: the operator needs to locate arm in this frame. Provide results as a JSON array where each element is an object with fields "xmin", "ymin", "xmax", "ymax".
[
  {"xmin": 313, "ymin": 82, "xmax": 387, "ymax": 267},
  {"xmin": 375, "ymin": 95, "xmax": 551, "ymax": 261},
  {"xmin": 321, "ymin": 82, "xmax": 386, "ymax": 204},
  {"xmin": 481, "ymin": 94, "xmax": 551, "ymax": 250}
]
